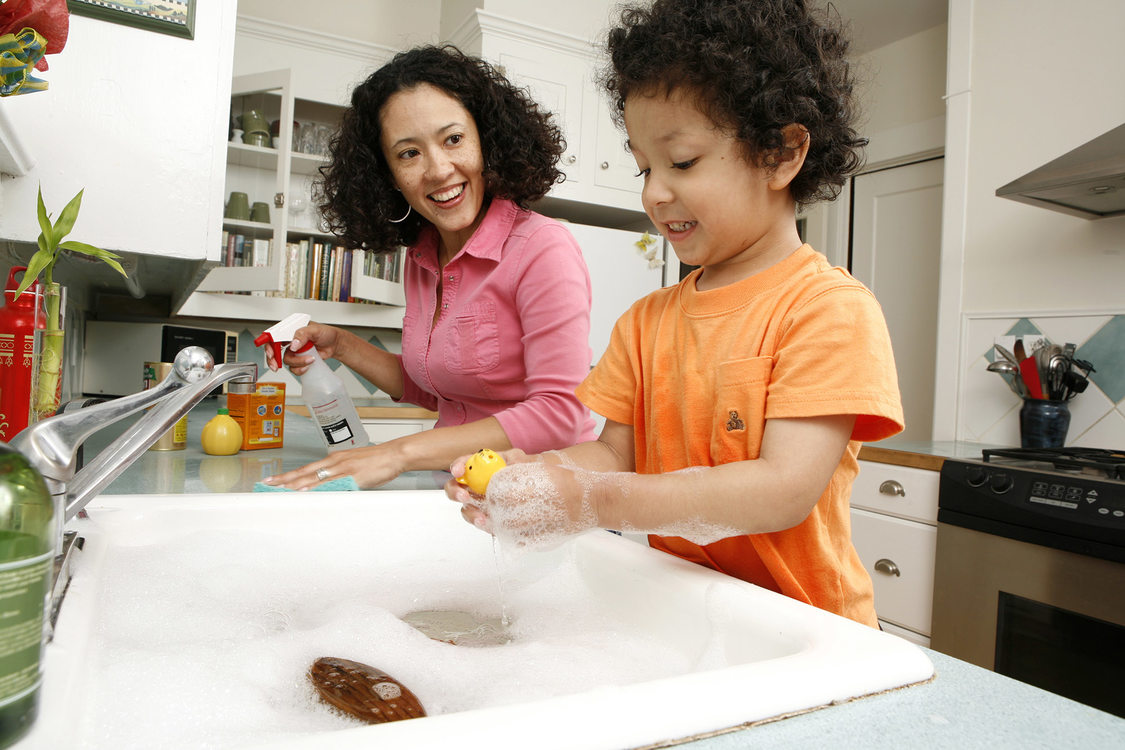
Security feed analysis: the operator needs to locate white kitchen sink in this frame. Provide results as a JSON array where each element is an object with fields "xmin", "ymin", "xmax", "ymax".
[{"xmin": 21, "ymin": 491, "xmax": 933, "ymax": 750}]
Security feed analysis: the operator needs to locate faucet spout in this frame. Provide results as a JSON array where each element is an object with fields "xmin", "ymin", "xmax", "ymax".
[{"xmin": 11, "ymin": 346, "xmax": 258, "ymax": 522}]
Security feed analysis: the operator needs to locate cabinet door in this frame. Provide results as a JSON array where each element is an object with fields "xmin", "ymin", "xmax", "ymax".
[
  {"xmin": 593, "ymin": 97, "xmax": 641, "ymax": 193},
  {"xmin": 362, "ymin": 419, "xmax": 436, "ymax": 444},
  {"xmin": 850, "ymin": 507, "xmax": 936, "ymax": 636},
  {"xmin": 495, "ymin": 45, "xmax": 586, "ymax": 187},
  {"xmin": 564, "ymin": 223, "xmax": 665, "ymax": 363},
  {"xmin": 196, "ymin": 69, "xmax": 294, "ymax": 294},
  {"xmin": 851, "ymin": 159, "xmax": 943, "ymax": 441}
]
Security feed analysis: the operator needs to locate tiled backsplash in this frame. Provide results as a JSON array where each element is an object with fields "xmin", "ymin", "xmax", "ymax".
[
  {"xmin": 234, "ymin": 326, "xmax": 403, "ymax": 400},
  {"xmin": 960, "ymin": 312, "xmax": 1125, "ymax": 448}
]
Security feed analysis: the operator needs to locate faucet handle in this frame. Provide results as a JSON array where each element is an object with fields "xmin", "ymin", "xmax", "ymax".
[{"xmin": 173, "ymin": 346, "xmax": 216, "ymax": 383}]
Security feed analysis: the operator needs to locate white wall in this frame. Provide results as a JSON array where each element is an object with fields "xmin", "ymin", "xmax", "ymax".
[
  {"xmin": 958, "ymin": 1, "xmax": 1125, "ymax": 314},
  {"xmin": 236, "ymin": 0, "xmax": 441, "ymax": 49}
]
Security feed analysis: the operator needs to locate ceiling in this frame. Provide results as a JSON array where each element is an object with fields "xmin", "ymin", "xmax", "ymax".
[{"xmin": 822, "ymin": 0, "xmax": 948, "ymax": 55}]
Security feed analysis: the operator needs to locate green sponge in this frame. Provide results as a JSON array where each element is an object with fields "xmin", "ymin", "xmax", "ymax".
[{"xmin": 253, "ymin": 476, "xmax": 360, "ymax": 492}]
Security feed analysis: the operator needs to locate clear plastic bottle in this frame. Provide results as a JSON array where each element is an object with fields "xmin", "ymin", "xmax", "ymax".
[
  {"xmin": 298, "ymin": 347, "xmax": 370, "ymax": 452},
  {"xmin": 0, "ymin": 443, "xmax": 54, "ymax": 748}
]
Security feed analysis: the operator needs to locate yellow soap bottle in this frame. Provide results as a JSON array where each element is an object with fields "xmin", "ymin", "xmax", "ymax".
[{"xmin": 201, "ymin": 407, "xmax": 243, "ymax": 456}]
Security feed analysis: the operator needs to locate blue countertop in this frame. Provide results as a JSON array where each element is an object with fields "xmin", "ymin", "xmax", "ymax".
[{"xmin": 77, "ymin": 400, "xmax": 1124, "ymax": 747}]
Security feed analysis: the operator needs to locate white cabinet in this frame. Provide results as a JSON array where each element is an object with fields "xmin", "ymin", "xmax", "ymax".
[
  {"xmin": 849, "ymin": 460, "xmax": 940, "ymax": 645},
  {"xmin": 176, "ymin": 70, "xmax": 406, "ymax": 327},
  {"xmin": 362, "ymin": 418, "xmax": 437, "ymax": 444},
  {"xmin": 454, "ymin": 12, "xmax": 645, "ymax": 217},
  {"xmin": 0, "ymin": 5, "xmax": 236, "ymax": 262}
]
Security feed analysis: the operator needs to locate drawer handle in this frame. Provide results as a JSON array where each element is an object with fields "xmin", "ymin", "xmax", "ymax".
[
  {"xmin": 874, "ymin": 558, "xmax": 901, "ymax": 577},
  {"xmin": 878, "ymin": 480, "xmax": 906, "ymax": 497}
]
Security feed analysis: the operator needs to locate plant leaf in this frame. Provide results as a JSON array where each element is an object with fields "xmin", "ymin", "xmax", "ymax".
[
  {"xmin": 13, "ymin": 248, "xmax": 55, "ymax": 297},
  {"xmin": 36, "ymin": 186, "xmax": 55, "ymax": 250},
  {"xmin": 53, "ymin": 188, "xmax": 85, "ymax": 242},
  {"xmin": 58, "ymin": 241, "xmax": 128, "ymax": 278}
]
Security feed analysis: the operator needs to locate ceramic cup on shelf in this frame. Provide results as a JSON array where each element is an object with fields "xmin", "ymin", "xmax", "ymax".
[
  {"xmin": 1019, "ymin": 399, "xmax": 1070, "ymax": 448},
  {"xmin": 250, "ymin": 201, "xmax": 271, "ymax": 224},
  {"xmin": 224, "ymin": 192, "xmax": 250, "ymax": 221},
  {"xmin": 230, "ymin": 128, "xmax": 244, "ymax": 144}
]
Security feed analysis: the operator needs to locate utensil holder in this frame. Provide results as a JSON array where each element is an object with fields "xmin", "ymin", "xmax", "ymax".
[{"xmin": 1019, "ymin": 399, "xmax": 1070, "ymax": 448}]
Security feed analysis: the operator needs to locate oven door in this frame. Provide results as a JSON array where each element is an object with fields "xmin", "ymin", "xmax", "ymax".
[{"xmin": 931, "ymin": 522, "xmax": 1125, "ymax": 718}]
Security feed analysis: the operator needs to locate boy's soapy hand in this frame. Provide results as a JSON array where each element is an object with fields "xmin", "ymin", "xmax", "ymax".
[{"xmin": 446, "ymin": 450, "xmax": 599, "ymax": 545}]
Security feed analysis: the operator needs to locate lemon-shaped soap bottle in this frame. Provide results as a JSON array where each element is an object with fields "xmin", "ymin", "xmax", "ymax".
[{"xmin": 201, "ymin": 407, "xmax": 243, "ymax": 456}]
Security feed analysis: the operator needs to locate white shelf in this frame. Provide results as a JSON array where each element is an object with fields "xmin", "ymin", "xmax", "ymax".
[{"xmin": 177, "ymin": 291, "xmax": 405, "ymax": 327}]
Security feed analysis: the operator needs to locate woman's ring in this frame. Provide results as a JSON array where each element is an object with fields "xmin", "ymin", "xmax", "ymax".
[{"xmin": 316, "ymin": 468, "xmax": 331, "ymax": 481}]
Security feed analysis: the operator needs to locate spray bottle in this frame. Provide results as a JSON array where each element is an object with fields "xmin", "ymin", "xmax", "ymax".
[{"xmin": 254, "ymin": 313, "xmax": 369, "ymax": 452}]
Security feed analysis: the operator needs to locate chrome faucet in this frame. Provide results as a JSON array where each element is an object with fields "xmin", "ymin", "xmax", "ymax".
[{"xmin": 12, "ymin": 346, "xmax": 257, "ymax": 522}]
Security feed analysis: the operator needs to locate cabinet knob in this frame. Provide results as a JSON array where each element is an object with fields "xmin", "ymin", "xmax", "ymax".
[
  {"xmin": 274, "ymin": 193, "xmax": 285, "ymax": 208},
  {"xmin": 874, "ymin": 558, "xmax": 901, "ymax": 577},
  {"xmin": 878, "ymin": 479, "xmax": 906, "ymax": 497},
  {"xmin": 600, "ymin": 161, "xmax": 609, "ymax": 169},
  {"xmin": 565, "ymin": 155, "xmax": 577, "ymax": 165}
]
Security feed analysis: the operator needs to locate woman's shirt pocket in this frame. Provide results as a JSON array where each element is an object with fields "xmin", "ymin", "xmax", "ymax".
[
  {"xmin": 444, "ymin": 299, "xmax": 501, "ymax": 375},
  {"xmin": 710, "ymin": 356, "xmax": 773, "ymax": 462}
]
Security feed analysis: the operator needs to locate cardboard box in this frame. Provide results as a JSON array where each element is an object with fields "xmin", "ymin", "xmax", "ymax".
[{"xmin": 227, "ymin": 382, "xmax": 285, "ymax": 450}]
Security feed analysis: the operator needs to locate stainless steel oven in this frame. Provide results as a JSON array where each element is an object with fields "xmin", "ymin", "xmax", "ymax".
[{"xmin": 931, "ymin": 448, "xmax": 1125, "ymax": 718}]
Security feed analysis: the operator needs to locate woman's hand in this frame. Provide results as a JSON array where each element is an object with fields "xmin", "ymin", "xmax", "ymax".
[
  {"xmin": 445, "ymin": 449, "xmax": 600, "ymax": 545},
  {"xmin": 264, "ymin": 322, "xmax": 344, "ymax": 376},
  {"xmin": 261, "ymin": 442, "xmax": 408, "ymax": 491}
]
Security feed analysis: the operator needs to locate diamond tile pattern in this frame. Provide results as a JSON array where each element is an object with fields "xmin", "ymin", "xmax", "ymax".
[
  {"xmin": 1077, "ymin": 316, "xmax": 1125, "ymax": 404},
  {"xmin": 967, "ymin": 313, "xmax": 1125, "ymax": 449}
]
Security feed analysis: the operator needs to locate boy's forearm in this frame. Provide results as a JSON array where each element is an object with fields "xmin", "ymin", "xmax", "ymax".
[{"xmin": 591, "ymin": 415, "xmax": 855, "ymax": 540}]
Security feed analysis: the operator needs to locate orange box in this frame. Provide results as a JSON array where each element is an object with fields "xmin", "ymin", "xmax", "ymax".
[{"xmin": 226, "ymin": 382, "xmax": 285, "ymax": 450}]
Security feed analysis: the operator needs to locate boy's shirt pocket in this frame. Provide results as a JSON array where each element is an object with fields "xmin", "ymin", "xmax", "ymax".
[
  {"xmin": 445, "ymin": 300, "xmax": 501, "ymax": 374},
  {"xmin": 710, "ymin": 356, "xmax": 773, "ymax": 462}
]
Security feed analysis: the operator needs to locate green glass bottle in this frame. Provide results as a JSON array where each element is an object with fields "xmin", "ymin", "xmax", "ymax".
[{"xmin": 0, "ymin": 442, "xmax": 54, "ymax": 749}]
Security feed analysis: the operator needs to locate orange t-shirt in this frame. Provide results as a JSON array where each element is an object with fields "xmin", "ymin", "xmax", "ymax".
[{"xmin": 576, "ymin": 245, "xmax": 904, "ymax": 626}]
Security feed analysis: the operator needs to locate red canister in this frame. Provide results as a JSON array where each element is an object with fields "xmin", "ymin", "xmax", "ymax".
[{"xmin": 0, "ymin": 266, "xmax": 44, "ymax": 441}]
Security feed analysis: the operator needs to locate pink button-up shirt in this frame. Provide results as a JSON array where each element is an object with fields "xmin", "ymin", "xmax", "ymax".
[{"xmin": 397, "ymin": 198, "xmax": 596, "ymax": 453}]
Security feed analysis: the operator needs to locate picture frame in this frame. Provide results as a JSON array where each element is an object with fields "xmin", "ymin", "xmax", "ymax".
[{"xmin": 66, "ymin": 0, "xmax": 195, "ymax": 40}]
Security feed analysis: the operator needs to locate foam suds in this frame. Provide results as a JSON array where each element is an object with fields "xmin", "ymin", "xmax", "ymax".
[
  {"xmin": 75, "ymin": 519, "xmax": 693, "ymax": 749},
  {"xmin": 484, "ymin": 463, "xmax": 741, "ymax": 548}
]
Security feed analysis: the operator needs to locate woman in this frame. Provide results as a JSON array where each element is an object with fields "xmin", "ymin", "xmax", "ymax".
[{"xmin": 262, "ymin": 45, "xmax": 596, "ymax": 490}]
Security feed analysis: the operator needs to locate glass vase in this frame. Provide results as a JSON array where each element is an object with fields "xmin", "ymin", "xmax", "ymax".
[{"xmin": 29, "ymin": 282, "xmax": 66, "ymax": 425}]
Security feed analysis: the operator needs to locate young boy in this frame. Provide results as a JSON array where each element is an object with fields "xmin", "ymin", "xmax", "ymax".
[{"xmin": 447, "ymin": 0, "xmax": 903, "ymax": 627}]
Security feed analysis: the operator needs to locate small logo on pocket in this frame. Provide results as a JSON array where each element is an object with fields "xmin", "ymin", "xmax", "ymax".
[{"xmin": 726, "ymin": 410, "xmax": 745, "ymax": 431}]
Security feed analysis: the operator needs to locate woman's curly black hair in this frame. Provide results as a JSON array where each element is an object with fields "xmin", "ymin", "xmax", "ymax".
[
  {"xmin": 317, "ymin": 45, "xmax": 565, "ymax": 252},
  {"xmin": 602, "ymin": 0, "xmax": 866, "ymax": 206}
]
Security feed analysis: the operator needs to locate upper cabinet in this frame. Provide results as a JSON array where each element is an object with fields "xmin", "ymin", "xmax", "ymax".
[
  {"xmin": 0, "ymin": 5, "xmax": 237, "ymax": 262},
  {"xmin": 452, "ymin": 12, "xmax": 646, "ymax": 222}
]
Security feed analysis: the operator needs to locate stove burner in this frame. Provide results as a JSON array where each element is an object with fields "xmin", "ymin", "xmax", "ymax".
[{"xmin": 982, "ymin": 447, "xmax": 1125, "ymax": 481}]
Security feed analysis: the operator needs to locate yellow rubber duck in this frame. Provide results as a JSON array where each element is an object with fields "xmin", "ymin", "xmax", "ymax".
[{"xmin": 457, "ymin": 449, "xmax": 506, "ymax": 495}]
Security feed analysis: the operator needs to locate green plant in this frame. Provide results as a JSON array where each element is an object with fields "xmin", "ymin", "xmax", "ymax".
[{"xmin": 15, "ymin": 186, "xmax": 127, "ymax": 417}]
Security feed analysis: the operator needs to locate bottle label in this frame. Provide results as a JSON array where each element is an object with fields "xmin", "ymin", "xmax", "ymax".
[
  {"xmin": 0, "ymin": 551, "xmax": 51, "ymax": 707},
  {"xmin": 320, "ymin": 418, "xmax": 355, "ymax": 445}
]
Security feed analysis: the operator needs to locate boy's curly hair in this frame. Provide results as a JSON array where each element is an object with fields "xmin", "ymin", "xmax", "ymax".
[
  {"xmin": 318, "ymin": 45, "xmax": 565, "ymax": 253},
  {"xmin": 602, "ymin": 0, "xmax": 866, "ymax": 206}
]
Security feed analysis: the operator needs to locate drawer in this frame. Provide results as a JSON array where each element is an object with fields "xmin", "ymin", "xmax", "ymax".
[
  {"xmin": 851, "ymin": 461, "xmax": 939, "ymax": 524},
  {"xmin": 850, "ymin": 508, "xmax": 936, "ymax": 636},
  {"xmin": 362, "ymin": 418, "xmax": 435, "ymax": 444}
]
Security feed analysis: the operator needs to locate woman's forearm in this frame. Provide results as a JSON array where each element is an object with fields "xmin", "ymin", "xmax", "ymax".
[
  {"xmin": 390, "ymin": 416, "xmax": 513, "ymax": 473},
  {"xmin": 332, "ymin": 329, "xmax": 405, "ymax": 399}
]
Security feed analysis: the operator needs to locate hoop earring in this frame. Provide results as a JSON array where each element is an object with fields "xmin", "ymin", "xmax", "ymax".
[{"xmin": 388, "ymin": 203, "xmax": 412, "ymax": 224}]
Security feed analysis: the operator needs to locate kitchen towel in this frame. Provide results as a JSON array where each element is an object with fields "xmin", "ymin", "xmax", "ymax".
[{"xmin": 253, "ymin": 476, "xmax": 360, "ymax": 492}]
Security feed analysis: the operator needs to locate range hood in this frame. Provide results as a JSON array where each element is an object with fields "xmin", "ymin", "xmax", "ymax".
[{"xmin": 996, "ymin": 123, "xmax": 1125, "ymax": 220}]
